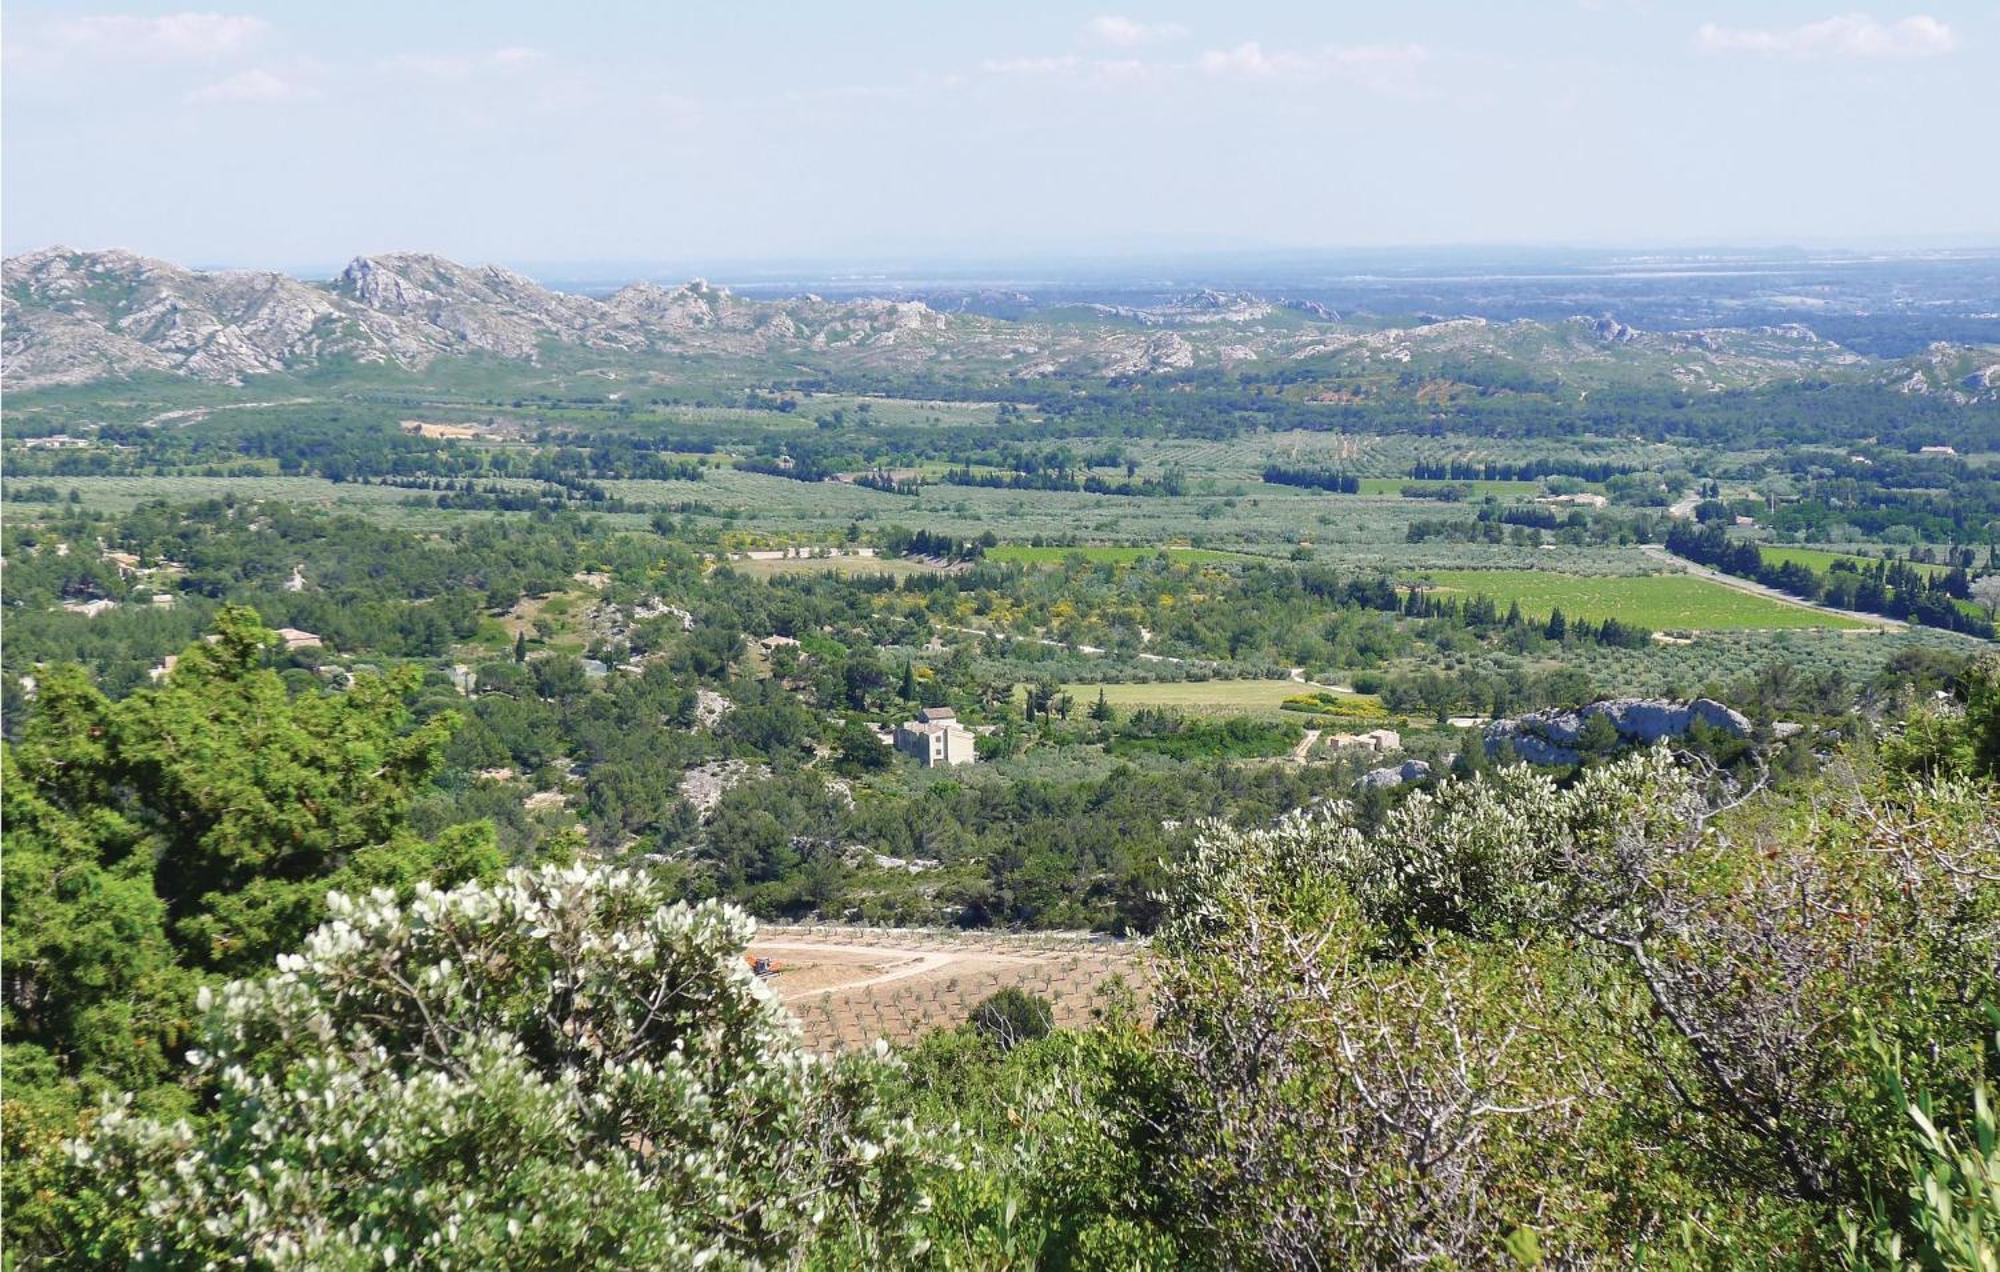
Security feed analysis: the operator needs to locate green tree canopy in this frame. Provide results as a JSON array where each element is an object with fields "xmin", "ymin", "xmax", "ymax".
[{"xmin": 3, "ymin": 606, "xmax": 500, "ymax": 1102}]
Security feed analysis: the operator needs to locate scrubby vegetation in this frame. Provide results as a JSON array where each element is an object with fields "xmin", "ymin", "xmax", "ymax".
[
  {"xmin": 8, "ymin": 630, "xmax": 1994, "ymax": 1263},
  {"xmin": 5, "ymin": 276, "xmax": 1997, "ymax": 1263}
]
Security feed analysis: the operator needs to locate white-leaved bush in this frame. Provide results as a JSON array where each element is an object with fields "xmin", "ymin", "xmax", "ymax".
[
  {"xmin": 1144, "ymin": 749, "xmax": 1766, "ymax": 1265},
  {"xmin": 66, "ymin": 865, "xmax": 934, "ymax": 1268},
  {"xmin": 1140, "ymin": 757, "xmax": 1695, "ymax": 1266},
  {"xmin": 1148, "ymin": 747, "xmax": 2000, "ymax": 1264},
  {"xmin": 1329, "ymin": 746, "xmax": 1706, "ymax": 942}
]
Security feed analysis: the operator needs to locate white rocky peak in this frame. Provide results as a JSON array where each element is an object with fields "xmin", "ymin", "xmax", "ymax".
[
  {"xmin": 13, "ymin": 246, "xmax": 1980, "ymax": 400},
  {"xmin": 608, "ymin": 278, "xmax": 721, "ymax": 309},
  {"xmin": 8, "ymin": 248, "xmax": 962, "ymax": 386}
]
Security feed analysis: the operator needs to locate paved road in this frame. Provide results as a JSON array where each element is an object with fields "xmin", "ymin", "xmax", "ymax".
[{"xmin": 1639, "ymin": 545, "xmax": 1903, "ymax": 630}]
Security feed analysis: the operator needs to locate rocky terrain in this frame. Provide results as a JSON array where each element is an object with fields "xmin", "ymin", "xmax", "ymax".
[
  {"xmin": 1, "ymin": 247, "xmax": 972, "ymax": 389},
  {"xmin": 1360, "ymin": 758, "xmax": 1433, "ymax": 790},
  {"xmin": 1483, "ymin": 697, "xmax": 1754, "ymax": 767},
  {"xmin": 6, "ymin": 246, "xmax": 1996, "ymax": 399}
]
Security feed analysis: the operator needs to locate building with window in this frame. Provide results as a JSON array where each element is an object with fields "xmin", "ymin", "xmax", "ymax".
[{"xmin": 893, "ymin": 706, "xmax": 977, "ymax": 767}]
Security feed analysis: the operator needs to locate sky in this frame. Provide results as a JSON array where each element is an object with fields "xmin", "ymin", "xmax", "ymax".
[{"xmin": 4, "ymin": 2, "xmax": 1997, "ymax": 272}]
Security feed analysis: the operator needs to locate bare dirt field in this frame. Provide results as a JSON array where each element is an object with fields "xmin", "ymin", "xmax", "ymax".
[{"xmin": 746, "ymin": 925, "xmax": 1149, "ymax": 1052}]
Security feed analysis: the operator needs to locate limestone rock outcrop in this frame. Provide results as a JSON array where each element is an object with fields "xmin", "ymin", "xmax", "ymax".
[
  {"xmin": 1360, "ymin": 759, "xmax": 1432, "ymax": 790},
  {"xmin": 1484, "ymin": 697, "xmax": 1753, "ymax": 766}
]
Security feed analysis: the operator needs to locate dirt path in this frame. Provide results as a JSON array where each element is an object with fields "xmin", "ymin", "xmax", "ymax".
[
  {"xmin": 744, "ymin": 927, "xmax": 1149, "ymax": 1051},
  {"xmin": 141, "ymin": 397, "xmax": 317, "ymax": 428},
  {"xmin": 748, "ymin": 940, "xmax": 1035, "ymax": 1000},
  {"xmin": 1639, "ymin": 545, "xmax": 1902, "ymax": 630},
  {"xmin": 1290, "ymin": 728, "xmax": 1321, "ymax": 763}
]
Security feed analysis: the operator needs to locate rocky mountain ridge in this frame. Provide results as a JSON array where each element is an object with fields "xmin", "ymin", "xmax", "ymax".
[
  {"xmin": 2, "ymin": 247, "xmax": 971, "ymax": 390},
  {"xmin": 6, "ymin": 247, "xmax": 1996, "ymax": 399}
]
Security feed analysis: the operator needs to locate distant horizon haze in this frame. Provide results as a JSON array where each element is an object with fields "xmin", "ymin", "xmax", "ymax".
[
  {"xmin": 11, "ymin": 241, "xmax": 2000, "ymax": 294},
  {"xmin": 4, "ymin": 2, "xmax": 1996, "ymax": 265}
]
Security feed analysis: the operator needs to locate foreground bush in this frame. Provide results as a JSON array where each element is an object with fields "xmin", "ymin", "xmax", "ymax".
[
  {"xmin": 54, "ymin": 866, "xmax": 932, "ymax": 1266},
  {"xmin": 1136, "ymin": 747, "xmax": 1999, "ymax": 1265},
  {"xmin": 1842, "ymin": 1017, "xmax": 2000, "ymax": 1269},
  {"xmin": 21, "ymin": 697, "xmax": 1995, "ymax": 1266}
]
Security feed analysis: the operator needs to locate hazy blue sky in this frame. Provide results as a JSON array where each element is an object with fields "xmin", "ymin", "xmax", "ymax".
[{"xmin": 4, "ymin": 2, "xmax": 1996, "ymax": 269}]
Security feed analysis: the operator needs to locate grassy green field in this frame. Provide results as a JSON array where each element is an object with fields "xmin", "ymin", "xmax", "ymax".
[
  {"xmin": 1354, "ymin": 477, "xmax": 1561, "ymax": 499},
  {"xmin": 1759, "ymin": 546, "xmax": 1951, "ymax": 579},
  {"xmin": 986, "ymin": 545, "xmax": 1263, "ymax": 566},
  {"xmin": 1043, "ymin": 677, "xmax": 1367, "ymax": 720},
  {"xmin": 1414, "ymin": 569, "xmax": 1870, "ymax": 631},
  {"xmin": 726, "ymin": 554, "xmax": 939, "ymax": 577},
  {"xmin": 15, "ymin": 470, "xmax": 1620, "ymax": 573}
]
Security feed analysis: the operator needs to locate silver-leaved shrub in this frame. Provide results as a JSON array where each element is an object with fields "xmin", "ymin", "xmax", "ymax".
[
  {"xmin": 1146, "ymin": 747, "xmax": 1999, "ymax": 1265},
  {"xmin": 66, "ymin": 865, "xmax": 933, "ymax": 1267}
]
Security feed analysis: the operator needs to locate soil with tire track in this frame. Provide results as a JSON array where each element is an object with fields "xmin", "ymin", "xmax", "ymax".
[{"xmin": 747, "ymin": 925, "xmax": 1149, "ymax": 1051}]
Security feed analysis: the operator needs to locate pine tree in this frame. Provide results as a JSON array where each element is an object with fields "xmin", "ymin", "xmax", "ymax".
[
  {"xmin": 1577, "ymin": 710, "xmax": 1621, "ymax": 755},
  {"xmin": 514, "ymin": 630, "xmax": 529, "ymax": 663},
  {"xmin": 2, "ymin": 605, "xmax": 500, "ymax": 1108},
  {"xmin": 1090, "ymin": 687, "xmax": 1114, "ymax": 723}
]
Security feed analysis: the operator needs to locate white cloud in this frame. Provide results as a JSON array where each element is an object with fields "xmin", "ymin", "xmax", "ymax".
[
  {"xmin": 976, "ymin": 35, "xmax": 1428, "ymax": 92},
  {"xmin": 46, "ymin": 12, "xmax": 268, "ymax": 60},
  {"xmin": 980, "ymin": 54, "xmax": 1081, "ymax": 75},
  {"xmin": 185, "ymin": 67, "xmax": 302, "ymax": 105},
  {"xmin": 1084, "ymin": 16, "xmax": 1189, "ymax": 47},
  {"xmin": 1199, "ymin": 40, "xmax": 1427, "ymax": 78},
  {"xmin": 978, "ymin": 51, "xmax": 1179, "ymax": 86},
  {"xmin": 1199, "ymin": 41, "xmax": 1300, "ymax": 76},
  {"xmin": 4, "ymin": 12, "xmax": 270, "ymax": 72},
  {"xmin": 1695, "ymin": 13, "xmax": 1957, "ymax": 59},
  {"xmin": 1094, "ymin": 58, "xmax": 1152, "ymax": 81},
  {"xmin": 381, "ymin": 47, "xmax": 548, "ymax": 82}
]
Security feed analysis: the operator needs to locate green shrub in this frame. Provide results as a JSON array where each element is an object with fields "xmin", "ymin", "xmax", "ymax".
[
  {"xmin": 52, "ymin": 867, "xmax": 938, "ymax": 1266},
  {"xmin": 1842, "ymin": 1015, "xmax": 2000, "ymax": 1269},
  {"xmin": 1280, "ymin": 690, "xmax": 1389, "ymax": 719},
  {"xmin": 971, "ymin": 987, "xmax": 1056, "ymax": 1051}
]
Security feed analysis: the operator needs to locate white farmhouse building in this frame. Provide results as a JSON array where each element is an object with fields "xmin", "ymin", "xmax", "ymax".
[{"xmin": 893, "ymin": 706, "xmax": 978, "ymax": 767}]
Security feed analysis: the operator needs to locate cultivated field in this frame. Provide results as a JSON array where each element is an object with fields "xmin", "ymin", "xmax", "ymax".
[
  {"xmin": 23, "ymin": 474, "xmax": 437, "ymax": 514},
  {"xmin": 726, "ymin": 553, "xmax": 941, "ymax": 578},
  {"xmin": 1051, "ymin": 677, "xmax": 1350, "ymax": 719},
  {"xmin": 1413, "ymin": 568, "xmax": 1871, "ymax": 631},
  {"xmin": 1548, "ymin": 626, "xmax": 1966, "ymax": 698},
  {"xmin": 747, "ymin": 925, "xmax": 1148, "ymax": 1052},
  {"xmin": 1758, "ymin": 545, "xmax": 1952, "ymax": 580},
  {"xmin": 1353, "ymin": 477, "xmax": 1568, "ymax": 498},
  {"xmin": 986, "ymin": 544, "xmax": 1262, "ymax": 566}
]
